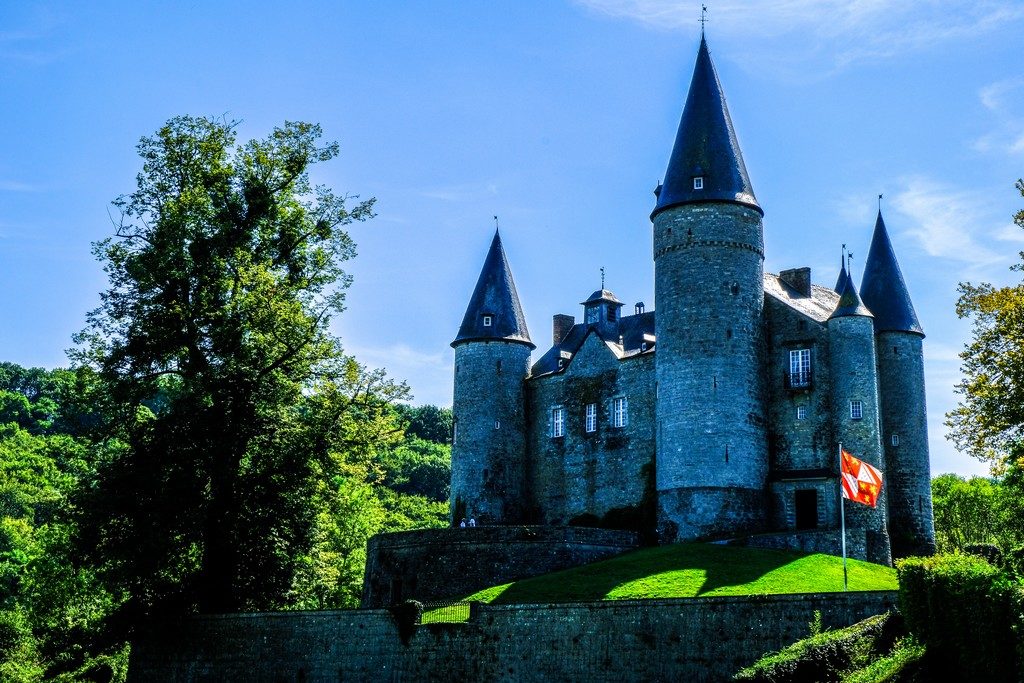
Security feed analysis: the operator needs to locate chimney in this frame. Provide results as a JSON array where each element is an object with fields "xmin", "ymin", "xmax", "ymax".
[
  {"xmin": 779, "ymin": 267, "xmax": 812, "ymax": 298},
  {"xmin": 553, "ymin": 314, "xmax": 575, "ymax": 345}
]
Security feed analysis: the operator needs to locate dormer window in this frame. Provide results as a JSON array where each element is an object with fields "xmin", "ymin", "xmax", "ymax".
[
  {"xmin": 693, "ymin": 176, "xmax": 704, "ymax": 190},
  {"xmin": 482, "ymin": 314, "xmax": 493, "ymax": 327}
]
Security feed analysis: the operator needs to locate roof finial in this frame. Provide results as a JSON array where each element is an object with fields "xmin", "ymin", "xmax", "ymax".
[
  {"xmin": 700, "ymin": 4, "xmax": 709, "ymax": 34},
  {"xmin": 878, "ymin": 193, "xmax": 883, "ymax": 213},
  {"xmin": 841, "ymin": 243, "xmax": 847, "ymax": 271},
  {"xmin": 493, "ymin": 215, "xmax": 499, "ymax": 233},
  {"xmin": 847, "ymin": 251, "xmax": 855, "ymax": 281},
  {"xmin": 600, "ymin": 266, "xmax": 606, "ymax": 290}
]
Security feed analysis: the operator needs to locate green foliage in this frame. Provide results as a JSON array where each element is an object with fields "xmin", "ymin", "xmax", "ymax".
[
  {"xmin": 896, "ymin": 553, "xmax": 1022, "ymax": 682},
  {"xmin": 0, "ymin": 606, "xmax": 45, "ymax": 682},
  {"xmin": 945, "ymin": 180, "xmax": 1024, "ymax": 468},
  {"xmin": 734, "ymin": 612, "xmax": 899, "ymax": 683},
  {"xmin": 931, "ymin": 473, "xmax": 1001, "ymax": 552},
  {"xmin": 67, "ymin": 115, "xmax": 404, "ymax": 621},
  {"xmin": 379, "ymin": 437, "xmax": 450, "ymax": 502},
  {"xmin": 463, "ymin": 543, "xmax": 898, "ymax": 604},
  {"xmin": 395, "ymin": 404, "xmax": 452, "ymax": 444}
]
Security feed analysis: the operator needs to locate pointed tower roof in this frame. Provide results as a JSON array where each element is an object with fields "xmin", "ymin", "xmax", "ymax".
[
  {"xmin": 652, "ymin": 35, "xmax": 761, "ymax": 219},
  {"xmin": 452, "ymin": 230, "xmax": 535, "ymax": 349},
  {"xmin": 830, "ymin": 275, "xmax": 873, "ymax": 319},
  {"xmin": 834, "ymin": 253, "xmax": 850, "ymax": 293},
  {"xmin": 860, "ymin": 211, "xmax": 924, "ymax": 335}
]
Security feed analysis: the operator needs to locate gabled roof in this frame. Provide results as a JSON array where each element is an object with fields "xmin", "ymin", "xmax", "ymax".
[
  {"xmin": 652, "ymin": 35, "xmax": 761, "ymax": 219},
  {"xmin": 860, "ymin": 211, "xmax": 924, "ymax": 335},
  {"xmin": 530, "ymin": 310, "xmax": 655, "ymax": 378},
  {"xmin": 763, "ymin": 273, "xmax": 839, "ymax": 323},
  {"xmin": 830, "ymin": 276, "xmax": 873, "ymax": 320},
  {"xmin": 452, "ymin": 230, "xmax": 535, "ymax": 349}
]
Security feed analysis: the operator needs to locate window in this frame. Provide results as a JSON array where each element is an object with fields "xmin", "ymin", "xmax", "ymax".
[
  {"xmin": 452, "ymin": 420, "xmax": 457, "ymax": 445},
  {"xmin": 693, "ymin": 176, "xmax": 704, "ymax": 190},
  {"xmin": 482, "ymin": 314, "xmax": 493, "ymax": 327},
  {"xmin": 612, "ymin": 396, "xmax": 628, "ymax": 428},
  {"xmin": 607, "ymin": 306, "xmax": 616, "ymax": 322},
  {"xmin": 789, "ymin": 349, "xmax": 811, "ymax": 388},
  {"xmin": 585, "ymin": 403, "xmax": 597, "ymax": 433},
  {"xmin": 586, "ymin": 307, "xmax": 599, "ymax": 324},
  {"xmin": 891, "ymin": 434, "xmax": 900, "ymax": 447},
  {"xmin": 850, "ymin": 400, "xmax": 863, "ymax": 420},
  {"xmin": 494, "ymin": 419, "xmax": 500, "ymax": 430},
  {"xmin": 551, "ymin": 406, "xmax": 565, "ymax": 438},
  {"xmin": 641, "ymin": 342, "xmax": 648, "ymax": 352},
  {"xmin": 796, "ymin": 405, "xmax": 807, "ymax": 420}
]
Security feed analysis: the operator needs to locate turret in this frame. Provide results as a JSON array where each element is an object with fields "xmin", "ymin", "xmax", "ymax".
[
  {"xmin": 450, "ymin": 230, "xmax": 535, "ymax": 525},
  {"xmin": 652, "ymin": 35, "xmax": 768, "ymax": 542},
  {"xmin": 828, "ymin": 274, "xmax": 891, "ymax": 565},
  {"xmin": 860, "ymin": 211, "xmax": 935, "ymax": 558}
]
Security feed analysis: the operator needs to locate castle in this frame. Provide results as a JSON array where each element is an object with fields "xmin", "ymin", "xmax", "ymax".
[{"xmin": 448, "ymin": 35, "xmax": 935, "ymax": 565}]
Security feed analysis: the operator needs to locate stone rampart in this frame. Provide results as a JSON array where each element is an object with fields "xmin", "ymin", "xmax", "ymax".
[
  {"xmin": 361, "ymin": 526, "xmax": 639, "ymax": 607},
  {"xmin": 129, "ymin": 591, "xmax": 897, "ymax": 682}
]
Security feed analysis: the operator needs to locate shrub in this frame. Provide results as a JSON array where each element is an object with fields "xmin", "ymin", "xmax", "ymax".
[{"xmin": 896, "ymin": 553, "xmax": 1021, "ymax": 682}]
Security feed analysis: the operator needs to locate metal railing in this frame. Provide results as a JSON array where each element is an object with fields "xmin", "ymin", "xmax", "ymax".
[
  {"xmin": 784, "ymin": 369, "xmax": 813, "ymax": 390},
  {"xmin": 418, "ymin": 601, "xmax": 472, "ymax": 624}
]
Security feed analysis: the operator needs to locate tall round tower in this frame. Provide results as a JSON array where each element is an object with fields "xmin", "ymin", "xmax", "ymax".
[
  {"xmin": 828, "ymin": 277, "xmax": 892, "ymax": 565},
  {"xmin": 860, "ymin": 211, "xmax": 935, "ymax": 558},
  {"xmin": 652, "ymin": 35, "xmax": 768, "ymax": 542},
  {"xmin": 450, "ymin": 230, "xmax": 534, "ymax": 525}
]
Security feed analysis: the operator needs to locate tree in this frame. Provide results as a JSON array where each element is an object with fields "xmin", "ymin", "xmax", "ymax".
[
  {"xmin": 946, "ymin": 180, "xmax": 1024, "ymax": 469},
  {"xmin": 70, "ymin": 116, "xmax": 405, "ymax": 620},
  {"xmin": 930, "ymin": 473, "xmax": 1000, "ymax": 552}
]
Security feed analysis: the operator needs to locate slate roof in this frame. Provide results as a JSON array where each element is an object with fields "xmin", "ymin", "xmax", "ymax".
[
  {"xmin": 834, "ymin": 257, "xmax": 849, "ymax": 293},
  {"xmin": 452, "ymin": 230, "xmax": 535, "ymax": 349},
  {"xmin": 830, "ymin": 276, "xmax": 873, "ymax": 319},
  {"xmin": 652, "ymin": 35, "xmax": 761, "ymax": 219},
  {"xmin": 530, "ymin": 310, "xmax": 655, "ymax": 378},
  {"xmin": 763, "ymin": 273, "xmax": 840, "ymax": 323},
  {"xmin": 860, "ymin": 211, "xmax": 924, "ymax": 335},
  {"xmin": 582, "ymin": 289, "xmax": 623, "ymax": 305}
]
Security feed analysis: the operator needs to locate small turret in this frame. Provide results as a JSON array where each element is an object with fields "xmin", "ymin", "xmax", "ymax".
[
  {"xmin": 828, "ymin": 276, "xmax": 891, "ymax": 565},
  {"xmin": 450, "ymin": 230, "xmax": 534, "ymax": 525},
  {"xmin": 861, "ymin": 210, "xmax": 935, "ymax": 558}
]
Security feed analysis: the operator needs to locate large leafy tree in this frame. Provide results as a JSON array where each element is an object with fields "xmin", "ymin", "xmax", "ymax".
[
  {"xmin": 70, "ymin": 116, "xmax": 401, "ymax": 619},
  {"xmin": 946, "ymin": 180, "xmax": 1024, "ymax": 470}
]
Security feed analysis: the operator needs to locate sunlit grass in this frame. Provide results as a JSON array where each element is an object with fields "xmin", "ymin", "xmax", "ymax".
[{"xmin": 462, "ymin": 543, "xmax": 897, "ymax": 604}]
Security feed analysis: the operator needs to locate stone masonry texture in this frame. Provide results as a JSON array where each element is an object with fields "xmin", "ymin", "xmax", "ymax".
[
  {"xmin": 652, "ymin": 202, "xmax": 768, "ymax": 542},
  {"xmin": 129, "ymin": 591, "xmax": 897, "ymax": 682},
  {"xmin": 877, "ymin": 332, "xmax": 935, "ymax": 558},
  {"xmin": 360, "ymin": 526, "xmax": 638, "ymax": 608}
]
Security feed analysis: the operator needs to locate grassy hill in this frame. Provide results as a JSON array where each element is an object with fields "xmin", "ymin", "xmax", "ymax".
[{"xmin": 462, "ymin": 543, "xmax": 898, "ymax": 604}]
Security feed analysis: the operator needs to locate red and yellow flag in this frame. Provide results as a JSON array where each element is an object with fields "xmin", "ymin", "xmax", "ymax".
[{"xmin": 841, "ymin": 448, "xmax": 883, "ymax": 508}]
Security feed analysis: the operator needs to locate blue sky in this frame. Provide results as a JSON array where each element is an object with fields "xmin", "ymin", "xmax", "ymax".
[{"xmin": 2, "ymin": 2, "xmax": 1022, "ymax": 476}]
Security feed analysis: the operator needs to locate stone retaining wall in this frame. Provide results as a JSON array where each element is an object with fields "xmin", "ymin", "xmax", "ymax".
[{"xmin": 130, "ymin": 591, "xmax": 897, "ymax": 682}]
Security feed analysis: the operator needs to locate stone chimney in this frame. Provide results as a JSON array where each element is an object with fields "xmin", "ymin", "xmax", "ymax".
[
  {"xmin": 553, "ymin": 314, "xmax": 575, "ymax": 345},
  {"xmin": 779, "ymin": 267, "xmax": 812, "ymax": 297}
]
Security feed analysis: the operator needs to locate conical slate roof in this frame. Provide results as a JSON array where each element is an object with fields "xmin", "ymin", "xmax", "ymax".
[
  {"xmin": 452, "ymin": 230, "xmax": 534, "ymax": 349},
  {"xmin": 834, "ymin": 256, "xmax": 849, "ymax": 293},
  {"xmin": 830, "ymin": 275, "xmax": 873, "ymax": 319},
  {"xmin": 652, "ymin": 35, "xmax": 761, "ymax": 219},
  {"xmin": 860, "ymin": 211, "xmax": 924, "ymax": 335}
]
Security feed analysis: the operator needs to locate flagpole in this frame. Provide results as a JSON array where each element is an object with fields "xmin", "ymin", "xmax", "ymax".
[{"xmin": 839, "ymin": 442, "xmax": 848, "ymax": 592}]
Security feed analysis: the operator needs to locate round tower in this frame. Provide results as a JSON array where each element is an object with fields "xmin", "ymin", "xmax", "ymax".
[
  {"xmin": 828, "ymin": 278, "xmax": 892, "ymax": 566},
  {"xmin": 652, "ymin": 35, "xmax": 768, "ymax": 542},
  {"xmin": 450, "ymin": 230, "xmax": 535, "ymax": 525},
  {"xmin": 860, "ymin": 211, "xmax": 935, "ymax": 558}
]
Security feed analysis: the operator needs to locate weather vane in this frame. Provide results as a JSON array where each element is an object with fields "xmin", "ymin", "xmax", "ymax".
[
  {"xmin": 494, "ymin": 215, "xmax": 499, "ymax": 231},
  {"xmin": 878, "ymin": 193, "xmax": 883, "ymax": 211},
  {"xmin": 700, "ymin": 4, "xmax": 709, "ymax": 33},
  {"xmin": 600, "ymin": 266, "xmax": 606, "ymax": 290}
]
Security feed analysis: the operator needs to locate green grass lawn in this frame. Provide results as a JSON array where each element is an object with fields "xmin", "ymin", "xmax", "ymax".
[{"xmin": 463, "ymin": 543, "xmax": 898, "ymax": 604}]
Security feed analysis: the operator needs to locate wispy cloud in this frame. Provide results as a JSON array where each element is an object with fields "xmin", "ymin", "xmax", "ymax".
[
  {"xmin": 0, "ymin": 180, "xmax": 41, "ymax": 192},
  {"xmin": 0, "ymin": 8, "xmax": 72, "ymax": 66},
  {"xmin": 574, "ymin": 1, "xmax": 1024, "ymax": 72},
  {"xmin": 891, "ymin": 177, "xmax": 1003, "ymax": 267},
  {"xmin": 347, "ymin": 342, "xmax": 452, "ymax": 405},
  {"xmin": 973, "ymin": 79, "xmax": 1024, "ymax": 156},
  {"xmin": 416, "ymin": 181, "xmax": 499, "ymax": 203}
]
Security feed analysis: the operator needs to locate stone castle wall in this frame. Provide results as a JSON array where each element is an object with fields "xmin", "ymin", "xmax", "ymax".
[
  {"xmin": 129, "ymin": 591, "xmax": 897, "ymax": 682},
  {"xmin": 361, "ymin": 526, "xmax": 639, "ymax": 608},
  {"xmin": 876, "ymin": 332, "xmax": 935, "ymax": 558},
  {"xmin": 450, "ymin": 340, "xmax": 533, "ymax": 525},
  {"xmin": 525, "ymin": 339, "xmax": 655, "ymax": 528},
  {"xmin": 652, "ymin": 202, "xmax": 769, "ymax": 542}
]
